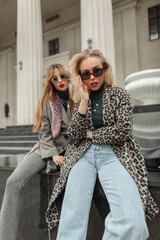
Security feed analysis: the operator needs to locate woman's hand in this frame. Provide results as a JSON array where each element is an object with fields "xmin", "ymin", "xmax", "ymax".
[
  {"xmin": 77, "ymin": 75, "xmax": 89, "ymax": 114},
  {"xmin": 52, "ymin": 155, "xmax": 64, "ymax": 167},
  {"xmin": 77, "ymin": 75, "xmax": 89, "ymax": 102},
  {"xmin": 86, "ymin": 130, "xmax": 92, "ymax": 139}
]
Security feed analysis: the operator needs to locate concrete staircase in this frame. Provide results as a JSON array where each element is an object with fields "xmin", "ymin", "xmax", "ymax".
[{"xmin": 0, "ymin": 125, "xmax": 39, "ymax": 155}]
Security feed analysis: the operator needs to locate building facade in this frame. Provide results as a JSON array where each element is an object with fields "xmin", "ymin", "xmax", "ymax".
[{"xmin": 0, "ymin": 0, "xmax": 159, "ymax": 127}]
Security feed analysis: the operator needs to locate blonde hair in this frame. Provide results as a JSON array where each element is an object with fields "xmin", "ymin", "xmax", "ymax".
[
  {"xmin": 69, "ymin": 49, "xmax": 116, "ymax": 103},
  {"xmin": 33, "ymin": 64, "xmax": 71, "ymax": 132}
]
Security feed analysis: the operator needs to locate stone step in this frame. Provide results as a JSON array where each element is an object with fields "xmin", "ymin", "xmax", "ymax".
[
  {"xmin": 0, "ymin": 141, "xmax": 36, "ymax": 147},
  {"xmin": 0, "ymin": 126, "xmax": 34, "ymax": 133},
  {"xmin": 0, "ymin": 131, "xmax": 38, "ymax": 136},
  {"xmin": 0, "ymin": 125, "xmax": 39, "ymax": 154},
  {"xmin": 0, "ymin": 124, "xmax": 38, "ymax": 135},
  {"xmin": 0, "ymin": 147, "xmax": 31, "ymax": 155},
  {"xmin": 6, "ymin": 124, "xmax": 33, "ymax": 129},
  {"xmin": 0, "ymin": 136, "xmax": 39, "ymax": 141}
]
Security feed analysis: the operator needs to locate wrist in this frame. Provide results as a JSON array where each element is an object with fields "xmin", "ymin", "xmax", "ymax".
[
  {"xmin": 86, "ymin": 130, "xmax": 92, "ymax": 139},
  {"xmin": 80, "ymin": 99, "xmax": 88, "ymax": 105},
  {"xmin": 78, "ymin": 100, "xmax": 88, "ymax": 114}
]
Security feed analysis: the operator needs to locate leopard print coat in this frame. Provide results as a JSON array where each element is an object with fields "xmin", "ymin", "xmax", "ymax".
[{"xmin": 46, "ymin": 85, "xmax": 159, "ymax": 229}]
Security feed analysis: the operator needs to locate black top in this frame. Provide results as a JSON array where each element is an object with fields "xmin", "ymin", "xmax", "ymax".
[
  {"xmin": 57, "ymin": 90, "xmax": 69, "ymax": 112},
  {"xmin": 90, "ymin": 83, "xmax": 104, "ymax": 129},
  {"xmin": 79, "ymin": 83, "xmax": 104, "ymax": 129}
]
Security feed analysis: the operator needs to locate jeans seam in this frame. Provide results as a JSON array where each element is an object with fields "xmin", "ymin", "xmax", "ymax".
[
  {"xmin": 97, "ymin": 170, "xmax": 112, "ymax": 233},
  {"xmin": 79, "ymin": 156, "xmax": 96, "ymax": 171},
  {"xmin": 83, "ymin": 170, "xmax": 97, "ymax": 240}
]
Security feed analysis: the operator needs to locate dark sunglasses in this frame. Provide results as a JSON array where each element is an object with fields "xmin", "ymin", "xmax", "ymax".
[
  {"xmin": 50, "ymin": 74, "xmax": 68, "ymax": 83},
  {"xmin": 80, "ymin": 67, "xmax": 105, "ymax": 81}
]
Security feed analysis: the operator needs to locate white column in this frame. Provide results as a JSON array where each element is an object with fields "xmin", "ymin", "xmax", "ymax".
[
  {"xmin": 81, "ymin": 0, "xmax": 116, "ymax": 75},
  {"xmin": 17, "ymin": 0, "xmax": 43, "ymax": 125}
]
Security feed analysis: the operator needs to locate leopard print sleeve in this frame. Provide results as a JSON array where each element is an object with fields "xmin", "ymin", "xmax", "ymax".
[
  {"xmin": 92, "ymin": 90, "xmax": 133, "ymax": 145},
  {"xmin": 67, "ymin": 103, "xmax": 88, "ymax": 140}
]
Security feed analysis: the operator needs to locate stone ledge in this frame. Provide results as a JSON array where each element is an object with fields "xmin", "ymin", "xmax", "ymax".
[
  {"xmin": 1, "ymin": 154, "xmax": 160, "ymax": 189},
  {"xmin": 148, "ymin": 171, "xmax": 160, "ymax": 188}
]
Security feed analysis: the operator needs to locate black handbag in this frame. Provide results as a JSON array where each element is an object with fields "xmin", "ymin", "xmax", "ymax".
[
  {"xmin": 45, "ymin": 150, "xmax": 66, "ymax": 174},
  {"xmin": 45, "ymin": 157, "xmax": 60, "ymax": 174}
]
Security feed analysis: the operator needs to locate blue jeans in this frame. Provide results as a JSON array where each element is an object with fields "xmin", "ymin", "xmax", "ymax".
[{"xmin": 57, "ymin": 144, "xmax": 149, "ymax": 240}]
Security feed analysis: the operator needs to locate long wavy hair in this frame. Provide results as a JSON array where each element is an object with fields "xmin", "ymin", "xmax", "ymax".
[
  {"xmin": 33, "ymin": 64, "xmax": 73, "ymax": 132},
  {"xmin": 69, "ymin": 48, "xmax": 116, "ymax": 103}
]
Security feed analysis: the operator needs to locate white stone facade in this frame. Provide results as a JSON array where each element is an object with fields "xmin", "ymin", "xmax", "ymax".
[
  {"xmin": 0, "ymin": 0, "xmax": 159, "ymax": 127},
  {"xmin": 17, "ymin": 0, "xmax": 43, "ymax": 125}
]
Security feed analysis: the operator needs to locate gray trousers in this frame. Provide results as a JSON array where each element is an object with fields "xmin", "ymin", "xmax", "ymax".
[{"xmin": 0, "ymin": 152, "xmax": 46, "ymax": 240}]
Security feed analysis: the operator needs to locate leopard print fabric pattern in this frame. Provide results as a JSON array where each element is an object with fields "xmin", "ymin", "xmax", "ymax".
[{"xmin": 46, "ymin": 85, "xmax": 159, "ymax": 229}]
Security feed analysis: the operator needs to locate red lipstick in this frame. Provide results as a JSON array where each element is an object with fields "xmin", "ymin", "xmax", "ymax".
[{"xmin": 90, "ymin": 82, "xmax": 98, "ymax": 87}]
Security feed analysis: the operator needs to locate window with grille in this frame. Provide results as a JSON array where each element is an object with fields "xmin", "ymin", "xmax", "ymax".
[
  {"xmin": 148, "ymin": 5, "xmax": 160, "ymax": 40},
  {"xmin": 49, "ymin": 38, "xmax": 59, "ymax": 55}
]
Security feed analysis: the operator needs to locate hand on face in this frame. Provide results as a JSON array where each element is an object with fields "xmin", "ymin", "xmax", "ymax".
[
  {"xmin": 79, "ymin": 56, "xmax": 105, "ymax": 92},
  {"xmin": 77, "ymin": 75, "xmax": 89, "ymax": 102}
]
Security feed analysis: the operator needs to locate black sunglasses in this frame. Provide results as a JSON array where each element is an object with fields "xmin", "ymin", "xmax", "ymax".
[
  {"xmin": 80, "ymin": 67, "xmax": 105, "ymax": 81},
  {"xmin": 50, "ymin": 74, "xmax": 68, "ymax": 83}
]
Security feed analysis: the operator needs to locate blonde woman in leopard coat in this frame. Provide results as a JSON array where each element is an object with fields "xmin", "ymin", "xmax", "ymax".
[{"xmin": 46, "ymin": 49, "xmax": 159, "ymax": 240}]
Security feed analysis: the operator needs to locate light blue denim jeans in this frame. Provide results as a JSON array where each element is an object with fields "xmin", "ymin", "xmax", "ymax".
[{"xmin": 57, "ymin": 144, "xmax": 149, "ymax": 240}]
